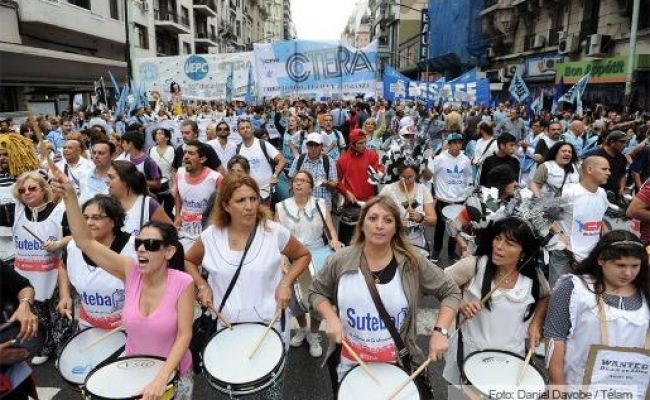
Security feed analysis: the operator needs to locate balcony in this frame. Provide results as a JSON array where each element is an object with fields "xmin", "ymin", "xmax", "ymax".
[
  {"xmin": 193, "ymin": 0, "xmax": 217, "ymax": 17},
  {"xmin": 154, "ymin": 9, "xmax": 191, "ymax": 34},
  {"xmin": 195, "ymin": 31, "xmax": 218, "ymax": 46},
  {"xmin": 218, "ymin": 24, "xmax": 235, "ymax": 38}
]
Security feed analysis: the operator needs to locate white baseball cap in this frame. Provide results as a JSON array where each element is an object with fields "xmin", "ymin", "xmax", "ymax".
[{"xmin": 305, "ymin": 133, "xmax": 323, "ymax": 145}]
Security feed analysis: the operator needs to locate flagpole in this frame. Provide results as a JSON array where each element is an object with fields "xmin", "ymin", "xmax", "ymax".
[{"xmin": 624, "ymin": 0, "xmax": 640, "ymax": 105}]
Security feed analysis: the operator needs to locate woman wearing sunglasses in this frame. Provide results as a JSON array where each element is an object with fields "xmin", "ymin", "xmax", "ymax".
[
  {"xmin": 185, "ymin": 172, "xmax": 311, "ymax": 398},
  {"xmin": 107, "ymin": 160, "xmax": 172, "ymax": 236},
  {"xmin": 56, "ymin": 195, "xmax": 136, "ymax": 330},
  {"xmin": 11, "ymin": 170, "xmax": 73, "ymax": 365},
  {"xmin": 51, "ymin": 165, "xmax": 195, "ymax": 400}
]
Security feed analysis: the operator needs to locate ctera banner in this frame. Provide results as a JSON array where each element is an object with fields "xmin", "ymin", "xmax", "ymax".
[
  {"xmin": 133, "ymin": 52, "xmax": 255, "ymax": 101},
  {"xmin": 253, "ymin": 39, "xmax": 379, "ymax": 98}
]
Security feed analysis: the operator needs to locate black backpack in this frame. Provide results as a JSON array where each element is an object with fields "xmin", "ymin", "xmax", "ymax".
[{"xmin": 236, "ymin": 139, "xmax": 276, "ymax": 169}]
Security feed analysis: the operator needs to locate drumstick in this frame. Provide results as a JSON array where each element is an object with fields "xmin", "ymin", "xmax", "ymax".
[
  {"xmin": 341, "ymin": 339, "xmax": 381, "ymax": 386},
  {"xmin": 516, "ymin": 347, "xmax": 534, "ymax": 386},
  {"xmin": 80, "ymin": 326, "xmax": 123, "ymax": 352},
  {"xmin": 22, "ymin": 225, "xmax": 45, "ymax": 245},
  {"xmin": 449, "ymin": 269, "xmax": 516, "ymax": 342},
  {"xmin": 248, "ymin": 309, "xmax": 282, "ymax": 359},
  {"xmin": 387, "ymin": 357, "xmax": 432, "ymax": 399},
  {"xmin": 0, "ymin": 321, "xmax": 15, "ymax": 333},
  {"xmin": 206, "ymin": 303, "xmax": 233, "ymax": 330},
  {"xmin": 401, "ymin": 179, "xmax": 413, "ymax": 212}
]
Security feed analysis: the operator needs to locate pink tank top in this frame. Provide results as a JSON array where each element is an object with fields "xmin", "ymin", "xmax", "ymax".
[{"xmin": 122, "ymin": 266, "xmax": 193, "ymax": 374}]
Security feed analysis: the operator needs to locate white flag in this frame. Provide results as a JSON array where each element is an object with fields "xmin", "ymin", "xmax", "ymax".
[
  {"xmin": 559, "ymin": 73, "xmax": 590, "ymax": 104},
  {"xmin": 531, "ymin": 90, "xmax": 544, "ymax": 116},
  {"xmin": 509, "ymin": 70, "xmax": 530, "ymax": 103}
]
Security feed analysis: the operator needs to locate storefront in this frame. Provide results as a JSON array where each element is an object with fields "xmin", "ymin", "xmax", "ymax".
[{"xmin": 555, "ymin": 55, "xmax": 650, "ymax": 110}]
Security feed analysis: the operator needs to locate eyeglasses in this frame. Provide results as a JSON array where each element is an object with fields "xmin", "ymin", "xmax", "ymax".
[
  {"xmin": 18, "ymin": 185, "xmax": 39, "ymax": 195},
  {"xmin": 83, "ymin": 214, "xmax": 108, "ymax": 222},
  {"xmin": 293, "ymin": 178, "xmax": 311, "ymax": 184},
  {"xmin": 401, "ymin": 176, "xmax": 416, "ymax": 182},
  {"xmin": 134, "ymin": 238, "xmax": 165, "ymax": 252}
]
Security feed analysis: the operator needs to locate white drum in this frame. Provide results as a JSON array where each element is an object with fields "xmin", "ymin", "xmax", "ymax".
[
  {"xmin": 203, "ymin": 323, "xmax": 285, "ymax": 396},
  {"xmin": 338, "ymin": 363, "xmax": 420, "ymax": 399},
  {"xmin": 442, "ymin": 204, "xmax": 464, "ymax": 222},
  {"xmin": 56, "ymin": 327, "xmax": 126, "ymax": 389},
  {"xmin": 83, "ymin": 356, "xmax": 177, "ymax": 400},
  {"xmin": 462, "ymin": 350, "xmax": 546, "ymax": 397}
]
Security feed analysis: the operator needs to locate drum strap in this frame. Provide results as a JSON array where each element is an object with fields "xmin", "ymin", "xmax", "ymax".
[
  {"xmin": 358, "ymin": 253, "xmax": 412, "ymax": 372},
  {"xmin": 218, "ymin": 223, "xmax": 258, "ymax": 313}
]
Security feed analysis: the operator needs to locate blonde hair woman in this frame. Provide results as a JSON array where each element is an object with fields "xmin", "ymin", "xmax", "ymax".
[{"xmin": 310, "ymin": 196, "xmax": 461, "ymax": 397}]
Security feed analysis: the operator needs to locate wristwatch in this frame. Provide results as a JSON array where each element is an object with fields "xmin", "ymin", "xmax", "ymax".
[{"xmin": 433, "ymin": 326, "xmax": 449, "ymax": 337}]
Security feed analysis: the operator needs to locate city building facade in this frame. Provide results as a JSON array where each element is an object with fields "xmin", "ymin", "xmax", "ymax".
[
  {"xmin": 0, "ymin": 0, "xmax": 292, "ymax": 113},
  {"xmin": 480, "ymin": 0, "xmax": 650, "ymax": 109}
]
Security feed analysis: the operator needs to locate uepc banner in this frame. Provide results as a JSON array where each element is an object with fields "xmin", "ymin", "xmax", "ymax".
[
  {"xmin": 253, "ymin": 40, "xmax": 379, "ymax": 97},
  {"xmin": 133, "ymin": 52, "xmax": 255, "ymax": 101}
]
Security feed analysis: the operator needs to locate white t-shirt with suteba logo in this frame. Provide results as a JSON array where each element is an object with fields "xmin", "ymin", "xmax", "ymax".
[
  {"xmin": 336, "ymin": 268, "xmax": 408, "ymax": 380},
  {"xmin": 237, "ymin": 138, "xmax": 280, "ymax": 192},
  {"xmin": 560, "ymin": 183, "xmax": 609, "ymax": 261},
  {"xmin": 430, "ymin": 150, "xmax": 472, "ymax": 202}
]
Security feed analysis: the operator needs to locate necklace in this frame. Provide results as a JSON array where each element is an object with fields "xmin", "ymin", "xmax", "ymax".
[
  {"xmin": 370, "ymin": 267, "xmax": 388, "ymax": 285},
  {"xmin": 497, "ymin": 269, "xmax": 516, "ymax": 286}
]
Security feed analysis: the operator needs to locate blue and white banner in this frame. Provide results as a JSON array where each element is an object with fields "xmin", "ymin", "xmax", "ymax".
[
  {"xmin": 509, "ymin": 70, "xmax": 530, "ymax": 103},
  {"xmin": 253, "ymin": 40, "xmax": 378, "ymax": 97},
  {"xmin": 383, "ymin": 66, "xmax": 490, "ymax": 106},
  {"xmin": 133, "ymin": 52, "xmax": 255, "ymax": 101},
  {"xmin": 559, "ymin": 73, "xmax": 590, "ymax": 115}
]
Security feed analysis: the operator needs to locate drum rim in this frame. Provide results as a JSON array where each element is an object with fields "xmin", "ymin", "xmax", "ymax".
[
  {"xmin": 56, "ymin": 327, "xmax": 126, "ymax": 389},
  {"xmin": 461, "ymin": 349, "xmax": 546, "ymax": 398},
  {"xmin": 83, "ymin": 355, "xmax": 177, "ymax": 400},
  {"xmin": 202, "ymin": 322, "xmax": 286, "ymax": 390},
  {"xmin": 337, "ymin": 362, "xmax": 420, "ymax": 398}
]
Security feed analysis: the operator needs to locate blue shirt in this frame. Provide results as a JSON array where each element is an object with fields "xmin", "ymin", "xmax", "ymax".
[
  {"xmin": 561, "ymin": 131, "xmax": 585, "ymax": 158},
  {"xmin": 46, "ymin": 129, "xmax": 65, "ymax": 151}
]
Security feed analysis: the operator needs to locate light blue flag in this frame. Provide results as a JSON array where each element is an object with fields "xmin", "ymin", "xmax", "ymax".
[
  {"xmin": 530, "ymin": 90, "xmax": 544, "ymax": 116},
  {"xmin": 115, "ymin": 82, "xmax": 129, "ymax": 117},
  {"xmin": 107, "ymin": 70, "xmax": 120, "ymax": 100},
  {"xmin": 508, "ymin": 70, "xmax": 530, "ymax": 103},
  {"xmin": 559, "ymin": 73, "xmax": 590, "ymax": 105},
  {"xmin": 245, "ymin": 63, "xmax": 253, "ymax": 104},
  {"xmin": 225, "ymin": 64, "xmax": 233, "ymax": 103}
]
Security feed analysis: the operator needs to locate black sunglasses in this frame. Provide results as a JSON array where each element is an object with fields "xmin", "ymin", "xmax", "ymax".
[{"xmin": 134, "ymin": 238, "xmax": 165, "ymax": 252}]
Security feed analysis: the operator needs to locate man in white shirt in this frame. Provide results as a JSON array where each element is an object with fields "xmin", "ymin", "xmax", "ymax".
[
  {"xmin": 54, "ymin": 133, "xmax": 94, "ymax": 196},
  {"xmin": 207, "ymin": 121, "xmax": 237, "ymax": 168},
  {"xmin": 472, "ymin": 122, "xmax": 497, "ymax": 167},
  {"xmin": 549, "ymin": 156, "xmax": 611, "ymax": 286},
  {"xmin": 423, "ymin": 133, "xmax": 472, "ymax": 262},
  {"xmin": 235, "ymin": 119, "xmax": 286, "ymax": 202},
  {"xmin": 321, "ymin": 114, "xmax": 346, "ymax": 161},
  {"xmin": 79, "ymin": 140, "xmax": 114, "ymax": 204}
]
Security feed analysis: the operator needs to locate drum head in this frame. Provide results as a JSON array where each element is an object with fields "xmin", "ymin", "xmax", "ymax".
[
  {"xmin": 462, "ymin": 350, "xmax": 546, "ymax": 396},
  {"xmin": 84, "ymin": 356, "xmax": 175, "ymax": 399},
  {"xmin": 338, "ymin": 363, "xmax": 420, "ymax": 399},
  {"xmin": 57, "ymin": 327, "xmax": 126, "ymax": 386},
  {"xmin": 203, "ymin": 323, "xmax": 284, "ymax": 387},
  {"xmin": 442, "ymin": 204, "xmax": 464, "ymax": 221}
]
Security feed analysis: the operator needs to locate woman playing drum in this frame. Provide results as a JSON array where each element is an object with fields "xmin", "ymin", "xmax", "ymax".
[
  {"xmin": 11, "ymin": 171, "xmax": 73, "ymax": 365},
  {"xmin": 185, "ymin": 172, "xmax": 310, "ymax": 399},
  {"xmin": 379, "ymin": 161, "xmax": 436, "ymax": 249},
  {"xmin": 442, "ymin": 217, "xmax": 550, "ymax": 385},
  {"xmin": 56, "ymin": 195, "xmax": 135, "ymax": 330},
  {"xmin": 52, "ymin": 167, "xmax": 195, "ymax": 400},
  {"xmin": 544, "ymin": 230, "xmax": 650, "ymax": 392},
  {"xmin": 275, "ymin": 170, "xmax": 342, "ymax": 358},
  {"xmin": 310, "ymin": 196, "xmax": 460, "ymax": 398}
]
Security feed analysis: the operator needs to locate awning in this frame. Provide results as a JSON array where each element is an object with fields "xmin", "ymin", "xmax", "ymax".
[{"xmin": 0, "ymin": 42, "xmax": 127, "ymax": 90}]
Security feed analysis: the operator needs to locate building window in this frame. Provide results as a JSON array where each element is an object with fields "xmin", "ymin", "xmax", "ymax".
[
  {"xmin": 236, "ymin": 21, "xmax": 241, "ymax": 37},
  {"xmin": 67, "ymin": 0, "xmax": 90, "ymax": 9},
  {"xmin": 183, "ymin": 42, "xmax": 192, "ymax": 54},
  {"xmin": 181, "ymin": 6, "xmax": 190, "ymax": 26},
  {"xmin": 109, "ymin": 0, "xmax": 119, "ymax": 19},
  {"xmin": 134, "ymin": 23, "xmax": 149, "ymax": 49}
]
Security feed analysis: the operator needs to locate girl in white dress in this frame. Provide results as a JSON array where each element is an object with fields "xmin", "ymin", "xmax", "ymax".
[{"xmin": 544, "ymin": 230, "xmax": 650, "ymax": 393}]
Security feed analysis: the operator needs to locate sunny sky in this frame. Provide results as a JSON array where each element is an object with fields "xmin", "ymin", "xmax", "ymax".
[{"xmin": 291, "ymin": 0, "xmax": 359, "ymax": 41}]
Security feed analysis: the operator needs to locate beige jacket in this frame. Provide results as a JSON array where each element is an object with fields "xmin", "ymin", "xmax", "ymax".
[{"xmin": 309, "ymin": 244, "xmax": 462, "ymax": 365}]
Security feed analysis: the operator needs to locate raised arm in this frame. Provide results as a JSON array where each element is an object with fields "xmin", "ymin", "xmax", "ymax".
[{"xmin": 51, "ymin": 165, "xmax": 132, "ymax": 281}]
